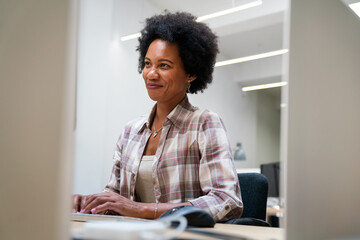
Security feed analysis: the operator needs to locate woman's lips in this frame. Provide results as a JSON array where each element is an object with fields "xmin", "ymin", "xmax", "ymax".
[{"xmin": 147, "ymin": 83, "xmax": 163, "ymax": 89}]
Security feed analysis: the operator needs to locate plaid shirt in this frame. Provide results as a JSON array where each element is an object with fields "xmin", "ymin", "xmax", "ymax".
[{"xmin": 105, "ymin": 96, "xmax": 243, "ymax": 221}]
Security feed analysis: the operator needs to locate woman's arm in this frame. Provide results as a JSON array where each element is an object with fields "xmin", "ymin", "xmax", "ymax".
[
  {"xmin": 188, "ymin": 112, "xmax": 243, "ymax": 221},
  {"xmin": 77, "ymin": 191, "xmax": 191, "ymax": 219}
]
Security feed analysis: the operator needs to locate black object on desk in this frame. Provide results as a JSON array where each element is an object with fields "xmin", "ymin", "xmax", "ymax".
[{"xmin": 159, "ymin": 205, "xmax": 215, "ymax": 228}]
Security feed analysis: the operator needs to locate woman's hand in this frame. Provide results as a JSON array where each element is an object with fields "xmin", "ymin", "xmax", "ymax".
[
  {"xmin": 72, "ymin": 194, "xmax": 86, "ymax": 213},
  {"xmin": 76, "ymin": 191, "xmax": 145, "ymax": 218},
  {"xmin": 72, "ymin": 192, "xmax": 192, "ymax": 219}
]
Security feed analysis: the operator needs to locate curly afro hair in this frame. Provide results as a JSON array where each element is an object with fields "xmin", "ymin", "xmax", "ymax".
[{"xmin": 137, "ymin": 11, "xmax": 219, "ymax": 94}]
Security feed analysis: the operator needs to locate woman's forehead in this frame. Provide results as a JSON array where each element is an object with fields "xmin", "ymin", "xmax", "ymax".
[{"xmin": 146, "ymin": 39, "xmax": 180, "ymax": 61}]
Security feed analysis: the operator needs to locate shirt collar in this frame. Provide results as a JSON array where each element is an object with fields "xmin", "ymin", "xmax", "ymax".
[
  {"xmin": 138, "ymin": 95, "xmax": 197, "ymax": 133},
  {"xmin": 166, "ymin": 95, "xmax": 198, "ymax": 129}
]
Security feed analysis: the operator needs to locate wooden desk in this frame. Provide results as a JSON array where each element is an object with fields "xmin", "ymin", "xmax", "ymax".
[
  {"xmin": 266, "ymin": 207, "xmax": 284, "ymax": 227},
  {"xmin": 72, "ymin": 221, "xmax": 284, "ymax": 240},
  {"xmin": 267, "ymin": 207, "xmax": 284, "ymax": 216}
]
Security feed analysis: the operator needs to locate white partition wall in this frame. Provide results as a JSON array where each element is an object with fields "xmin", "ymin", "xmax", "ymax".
[
  {"xmin": 286, "ymin": 0, "xmax": 360, "ymax": 239},
  {"xmin": 0, "ymin": 0, "xmax": 76, "ymax": 239}
]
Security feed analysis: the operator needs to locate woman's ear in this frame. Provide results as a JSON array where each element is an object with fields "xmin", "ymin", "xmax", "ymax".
[{"xmin": 187, "ymin": 75, "xmax": 197, "ymax": 83}]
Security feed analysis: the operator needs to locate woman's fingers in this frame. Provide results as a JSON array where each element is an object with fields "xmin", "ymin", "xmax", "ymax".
[
  {"xmin": 83, "ymin": 192, "xmax": 128, "ymax": 215},
  {"xmin": 83, "ymin": 192, "xmax": 107, "ymax": 209},
  {"xmin": 73, "ymin": 192, "xmax": 122, "ymax": 214},
  {"xmin": 72, "ymin": 194, "xmax": 83, "ymax": 213},
  {"xmin": 75, "ymin": 191, "xmax": 135, "ymax": 216},
  {"xmin": 80, "ymin": 195, "xmax": 88, "ymax": 212},
  {"xmin": 81, "ymin": 193, "xmax": 112, "ymax": 214},
  {"xmin": 90, "ymin": 201, "xmax": 118, "ymax": 215}
]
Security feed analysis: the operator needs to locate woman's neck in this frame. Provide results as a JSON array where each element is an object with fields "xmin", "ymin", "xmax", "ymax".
[{"xmin": 154, "ymin": 95, "xmax": 185, "ymax": 127}]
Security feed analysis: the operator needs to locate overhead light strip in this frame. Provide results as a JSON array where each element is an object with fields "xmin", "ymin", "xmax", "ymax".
[
  {"xmin": 120, "ymin": 0, "xmax": 262, "ymax": 42},
  {"xmin": 349, "ymin": 2, "xmax": 360, "ymax": 18},
  {"xmin": 120, "ymin": 32, "xmax": 141, "ymax": 42},
  {"xmin": 196, "ymin": 0, "xmax": 262, "ymax": 22},
  {"xmin": 215, "ymin": 49, "xmax": 288, "ymax": 67},
  {"xmin": 242, "ymin": 82, "xmax": 287, "ymax": 92}
]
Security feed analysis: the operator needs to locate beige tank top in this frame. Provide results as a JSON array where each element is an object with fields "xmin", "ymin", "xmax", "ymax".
[{"xmin": 135, "ymin": 155, "xmax": 156, "ymax": 203}]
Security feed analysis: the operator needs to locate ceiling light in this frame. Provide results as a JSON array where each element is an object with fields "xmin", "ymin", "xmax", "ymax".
[
  {"xmin": 242, "ymin": 82, "xmax": 287, "ymax": 92},
  {"xmin": 196, "ymin": 0, "xmax": 262, "ymax": 22},
  {"xmin": 215, "ymin": 49, "xmax": 288, "ymax": 67},
  {"xmin": 120, "ymin": 0, "xmax": 262, "ymax": 42},
  {"xmin": 120, "ymin": 32, "xmax": 141, "ymax": 42},
  {"xmin": 349, "ymin": 2, "xmax": 360, "ymax": 18}
]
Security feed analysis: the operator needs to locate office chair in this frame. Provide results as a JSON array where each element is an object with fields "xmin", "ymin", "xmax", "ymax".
[{"xmin": 225, "ymin": 173, "xmax": 270, "ymax": 227}]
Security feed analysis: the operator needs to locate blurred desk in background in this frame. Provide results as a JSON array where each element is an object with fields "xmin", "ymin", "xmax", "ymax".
[
  {"xmin": 71, "ymin": 220, "xmax": 284, "ymax": 240},
  {"xmin": 266, "ymin": 205, "xmax": 284, "ymax": 228}
]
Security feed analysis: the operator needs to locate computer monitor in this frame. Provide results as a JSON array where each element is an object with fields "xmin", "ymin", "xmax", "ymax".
[{"xmin": 260, "ymin": 162, "xmax": 280, "ymax": 197}]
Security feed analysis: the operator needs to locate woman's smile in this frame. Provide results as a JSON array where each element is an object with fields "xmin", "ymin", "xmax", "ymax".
[{"xmin": 146, "ymin": 83, "xmax": 163, "ymax": 90}]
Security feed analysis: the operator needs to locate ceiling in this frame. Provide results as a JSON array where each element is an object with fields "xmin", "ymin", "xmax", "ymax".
[
  {"xmin": 147, "ymin": 0, "xmax": 287, "ymax": 60},
  {"xmin": 144, "ymin": 0, "xmax": 287, "ymax": 99}
]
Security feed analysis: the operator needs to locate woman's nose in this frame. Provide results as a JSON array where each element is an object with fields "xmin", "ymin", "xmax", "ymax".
[{"xmin": 146, "ymin": 67, "xmax": 159, "ymax": 79}]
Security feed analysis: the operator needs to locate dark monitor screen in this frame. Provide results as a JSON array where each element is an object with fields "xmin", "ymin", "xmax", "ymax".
[{"xmin": 260, "ymin": 162, "xmax": 280, "ymax": 197}]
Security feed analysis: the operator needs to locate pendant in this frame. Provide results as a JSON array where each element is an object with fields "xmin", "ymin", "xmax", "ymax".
[{"xmin": 153, "ymin": 132, "xmax": 158, "ymax": 138}]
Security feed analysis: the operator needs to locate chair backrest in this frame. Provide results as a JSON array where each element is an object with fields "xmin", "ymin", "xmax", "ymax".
[{"xmin": 238, "ymin": 173, "xmax": 268, "ymax": 221}]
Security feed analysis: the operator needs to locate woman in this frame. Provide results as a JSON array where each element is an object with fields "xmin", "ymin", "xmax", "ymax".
[{"xmin": 73, "ymin": 11, "xmax": 242, "ymax": 222}]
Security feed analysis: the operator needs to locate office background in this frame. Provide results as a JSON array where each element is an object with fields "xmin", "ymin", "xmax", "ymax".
[
  {"xmin": 73, "ymin": 0, "xmax": 284, "ymax": 195},
  {"xmin": 1, "ymin": 0, "xmax": 359, "ymax": 239}
]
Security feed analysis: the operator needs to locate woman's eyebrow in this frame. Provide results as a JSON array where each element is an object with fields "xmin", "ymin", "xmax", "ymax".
[
  {"xmin": 145, "ymin": 56, "xmax": 174, "ymax": 64},
  {"xmin": 158, "ymin": 58, "xmax": 174, "ymax": 64}
]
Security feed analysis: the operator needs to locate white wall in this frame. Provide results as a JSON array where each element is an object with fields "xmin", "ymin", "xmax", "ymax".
[
  {"xmin": 256, "ymin": 91, "xmax": 280, "ymax": 166},
  {"xmin": 73, "ymin": 0, "xmax": 162, "ymax": 194},
  {"xmin": 73, "ymin": 0, "xmax": 276, "ymax": 194},
  {"xmin": 286, "ymin": 0, "xmax": 360, "ymax": 239},
  {"xmin": 73, "ymin": 0, "xmax": 113, "ymax": 194}
]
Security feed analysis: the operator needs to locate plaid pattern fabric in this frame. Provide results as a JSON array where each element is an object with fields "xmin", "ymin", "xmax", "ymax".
[{"xmin": 105, "ymin": 96, "xmax": 243, "ymax": 221}]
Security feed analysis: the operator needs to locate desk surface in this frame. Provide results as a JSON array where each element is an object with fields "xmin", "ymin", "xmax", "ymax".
[{"xmin": 71, "ymin": 221, "xmax": 284, "ymax": 240}]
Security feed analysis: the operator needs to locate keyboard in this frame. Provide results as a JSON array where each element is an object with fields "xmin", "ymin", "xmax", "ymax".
[{"xmin": 71, "ymin": 213, "xmax": 152, "ymax": 222}]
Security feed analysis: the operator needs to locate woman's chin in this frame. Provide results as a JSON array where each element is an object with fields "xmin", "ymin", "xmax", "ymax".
[{"xmin": 147, "ymin": 93, "xmax": 161, "ymax": 102}]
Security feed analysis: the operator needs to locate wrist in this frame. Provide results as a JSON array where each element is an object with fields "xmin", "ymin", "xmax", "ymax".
[
  {"xmin": 141, "ymin": 203, "xmax": 157, "ymax": 219},
  {"xmin": 153, "ymin": 202, "xmax": 159, "ymax": 219}
]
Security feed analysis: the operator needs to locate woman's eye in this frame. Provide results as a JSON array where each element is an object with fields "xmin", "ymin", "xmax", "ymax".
[
  {"xmin": 144, "ymin": 61, "xmax": 151, "ymax": 67},
  {"xmin": 160, "ymin": 63, "xmax": 169, "ymax": 68}
]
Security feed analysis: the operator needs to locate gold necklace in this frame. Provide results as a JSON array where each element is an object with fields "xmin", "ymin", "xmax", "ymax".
[{"xmin": 152, "ymin": 124, "xmax": 163, "ymax": 138}]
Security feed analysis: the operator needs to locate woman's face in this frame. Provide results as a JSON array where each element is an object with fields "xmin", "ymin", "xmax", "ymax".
[{"xmin": 142, "ymin": 39, "xmax": 195, "ymax": 106}]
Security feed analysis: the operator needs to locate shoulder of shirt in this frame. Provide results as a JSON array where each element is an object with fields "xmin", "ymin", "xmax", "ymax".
[
  {"xmin": 190, "ymin": 108, "xmax": 227, "ymax": 132},
  {"xmin": 191, "ymin": 108, "xmax": 222, "ymax": 122},
  {"xmin": 122, "ymin": 115, "xmax": 147, "ymax": 133}
]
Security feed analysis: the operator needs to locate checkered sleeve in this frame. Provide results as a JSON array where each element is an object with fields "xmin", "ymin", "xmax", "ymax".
[
  {"xmin": 104, "ymin": 131, "xmax": 123, "ymax": 193},
  {"xmin": 188, "ymin": 111, "xmax": 243, "ymax": 222}
]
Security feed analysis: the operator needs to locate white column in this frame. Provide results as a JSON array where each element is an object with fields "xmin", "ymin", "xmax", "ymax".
[
  {"xmin": 0, "ymin": 0, "xmax": 76, "ymax": 239},
  {"xmin": 286, "ymin": 0, "xmax": 360, "ymax": 239}
]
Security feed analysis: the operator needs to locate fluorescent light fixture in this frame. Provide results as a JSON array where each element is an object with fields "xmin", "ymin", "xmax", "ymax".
[
  {"xmin": 242, "ymin": 82, "xmax": 287, "ymax": 92},
  {"xmin": 349, "ymin": 2, "xmax": 360, "ymax": 18},
  {"xmin": 215, "ymin": 49, "xmax": 288, "ymax": 67},
  {"xmin": 120, "ymin": 0, "xmax": 262, "ymax": 42},
  {"xmin": 196, "ymin": 0, "xmax": 262, "ymax": 22},
  {"xmin": 120, "ymin": 32, "xmax": 141, "ymax": 41}
]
